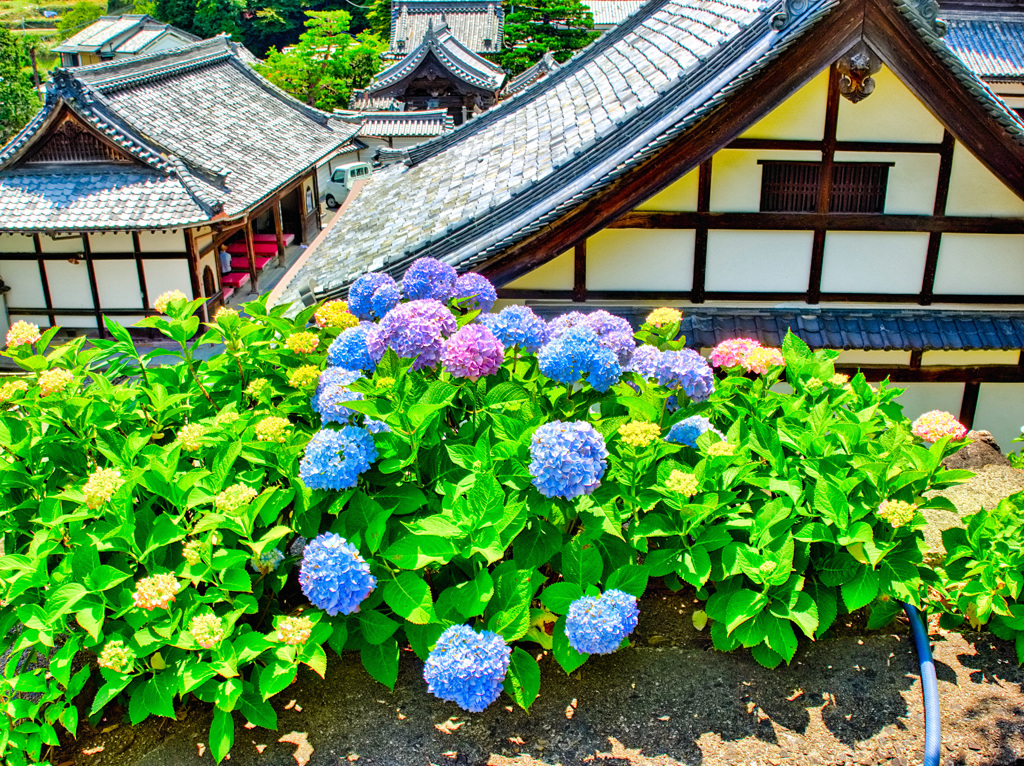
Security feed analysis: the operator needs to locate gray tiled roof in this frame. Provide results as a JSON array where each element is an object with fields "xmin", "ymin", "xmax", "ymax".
[
  {"xmin": 500, "ymin": 52, "xmax": 559, "ymax": 97},
  {"xmin": 585, "ymin": 0, "xmax": 647, "ymax": 26},
  {"xmin": 389, "ymin": 0, "xmax": 504, "ymax": 56},
  {"xmin": 943, "ymin": 12, "xmax": 1024, "ymax": 80},
  {"xmin": 54, "ymin": 15, "xmax": 198, "ymax": 55},
  {"xmin": 369, "ymin": 22, "xmax": 506, "ymax": 94},
  {"xmin": 0, "ymin": 36, "xmax": 359, "ymax": 232},
  {"xmin": 336, "ymin": 109, "xmax": 454, "ymax": 137},
  {"xmin": 276, "ymin": 0, "xmax": 1024, "ymax": 306}
]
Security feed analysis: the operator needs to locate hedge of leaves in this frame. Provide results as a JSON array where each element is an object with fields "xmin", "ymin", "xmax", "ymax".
[{"xmin": 0, "ymin": 260, "xmax": 995, "ymax": 765}]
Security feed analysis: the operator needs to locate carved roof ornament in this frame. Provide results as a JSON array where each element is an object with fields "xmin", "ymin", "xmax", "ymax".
[
  {"xmin": 772, "ymin": 0, "xmax": 811, "ymax": 31},
  {"xmin": 907, "ymin": 0, "xmax": 947, "ymax": 37},
  {"xmin": 837, "ymin": 42, "xmax": 883, "ymax": 103}
]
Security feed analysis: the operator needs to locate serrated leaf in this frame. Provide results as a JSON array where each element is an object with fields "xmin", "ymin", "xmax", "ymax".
[
  {"xmin": 552, "ymin": 616, "xmax": 588, "ymax": 674},
  {"xmin": 541, "ymin": 582, "xmax": 583, "ymax": 614},
  {"xmin": 210, "ymin": 706, "xmax": 234, "ymax": 764},
  {"xmin": 383, "ymin": 571, "xmax": 436, "ymax": 625},
  {"xmin": 361, "ymin": 638, "xmax": 399, "ymax": 689},
  {"xmin": 503, "ymin": 647, "xmax": 541, "ymax": 711}
]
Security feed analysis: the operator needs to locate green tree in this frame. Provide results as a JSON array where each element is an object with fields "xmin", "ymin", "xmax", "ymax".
[
  {"xmin": 0, "ymin": 28, "xmax": 39, "ymax": 144},
  {"xmin": 366, "ymin": 0, "xmax": 391, "ymax": 40},
  {"xmin": 192, "ymin": 0, "xmax": 243, "ymax": 38},
  {"xmin": 500, "ymin": 0, "xmax": 598, "ymax": 74},
  {"xmin": 55, "ymin": 1, "xmax": 106, "ymax": 41},
  {"xmin": 256, "ymin": 10, "xmax": 385, "ymax": 111}
]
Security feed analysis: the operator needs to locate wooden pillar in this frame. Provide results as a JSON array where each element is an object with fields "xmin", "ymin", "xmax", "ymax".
[
  {"xmin": 81, "ymin": 233, "xmax": 104, "ymax": 338},
  {"xmin": 959, "ymin": 380, "xmax": 980, "ymax": 430},
  {"xmin": 272, "ymin": 201, "xmax": 286, "ymax": 268},
  {"xmin": 808, "ymin": 64, "xmax": 840, "ymax": 305},
  {"xmin": 311, "ymin": 171, "xmax": 322, "ymax": 231},
  {"xmin": 572, "ymin": 241, "xmax": 586, "ymax": 303},
  {"xmin": 920, "ymin": 130, "xmax": 956, "ymax": 306},
  {"xmin": 132, "ymin": 231, "xmax": 149, "ymax": 312},
  {"xmin": 184, "ymin": 230, "xmax": 207, "ymax": 321},
  {"xmin": 244, "ymin": 220, "xmax": 259, "ymax": 294},
  {"xmin": 33, "ymin": 234, "xmax": 55, "ymax": 328},
  {"xmin": 692, "ymin": 159, "xmax": 712, "ymax": 304}
]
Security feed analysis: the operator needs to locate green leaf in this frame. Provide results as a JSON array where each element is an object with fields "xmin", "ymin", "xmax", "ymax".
[
  {"xmin": 763, "ymin": 615, "xmax": 798, "ymax": 663},
  {"xmin": 678, "ymin": 545, "xmax": 712, "ymax": 588},
  {"xmin": 552, "ymin": 616, "xmax": 588, "ymax": 674},
  {"xmin": 384, "ymin": 534, "xmax": 458, "ymax": 569},
  {"xmin": 842, "ymin": 567, "xmax": 879, "ymax": 612},
  {"xmin": 358, "ymin": 610, "xmax": 399, "ymax": 645},
  {"xmin": 541, "ymin": 582, "xmax": 583, "ymax": 614},
  {"xmin": 90, "ymin": 676, "xmax": 131, "ymax": 717},
  {"xmin": 210, "ymin": 706, "xmax": 234, "ymax": 764},
  {"xmin": 45, "ymin": 583, "xmax": 90, "ymax": 624},
  {"xmin": 867, "ymin": 600, "xmax": 902, "ymax": 630},
  {"xmin": 724, "ymin": 589, "xmax": 767, "ymax": 635},
  {"xmin": 604, "ymin": 564, "xmax": 649, "ymax": 599},
  {"xmin": 503, "ymin": 647, "xmax": 541, "ymax": 711},
  {"xmin": 75, "ymin": 604, "xmax": 104, "ymax": 641},
  {"xmin": 237, "ymin": 691, "xmax": 278, "ymax": 731},
  {"xmin": 454, "ymin": 569, "xmax": 494, "ymax": 619},
  {"xmin": 750, "ymin": 642, "xmax": 784, "ymax": 669},
  {"xmin": 383, "ymin": 571, "xmax": 437, "ymax": 625},
  {"xmin": 259, "ymin": 659, "xmax": 296, "ymax": 700},
  {"xmin": 514, "ymin": 519, "xmax": 562, "ymax": 569},
  {"xmin": 361, "ymin": 638, "xmax": 399, "ymax": 689},
  {"xmin": 560, "ymin": 536, "xmax": 603, "ymax": 589}
]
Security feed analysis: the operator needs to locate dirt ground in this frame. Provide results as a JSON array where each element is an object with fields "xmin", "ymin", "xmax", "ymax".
[{"xmin": 57, "ymin": 468, "xmax": 1024, "ymax": 766}]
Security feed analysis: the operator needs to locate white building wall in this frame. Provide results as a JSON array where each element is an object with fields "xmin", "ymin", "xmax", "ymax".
[
  {"xmin": 586, "ymin": 229, "xmax": 694, "ymax": 291},
  {"xmin": 704, "ymin": 231, "xmax": 813, "ymax": 292},
  {"xmin": 833, "ymin": 151, "xmax": 940, "ymax": 215},
  {"xmin": 139, "ymin": 230, "xmax": 186, "ymax": 252},
  {"xmin": 709, "ymin": 149, "xmax": 820, "ymax": 212},
  {"xmin": 932, "ymin": 234, "xmax": 1024, "ymax": 295},
  {"xmin": 0, "ymin": 260, "xmax": 45, "ymax": 309},
  {"xmin": 504, "ymin": 251, "xmax": 574, "ymax": 290},
  {"xmin": 142, "ymin": 259, "xmax": 193, "ymax": 303},
  {"xmin": 890, "ymin": 382, "xmax": 966, "ymax": 424},
  {"xmin": 740, "ymin": 69, "xmax": 829, "ymax": 141},
  {"xmin": 945, "ymin": 143, "xmax": 1024, "ymax": 217},
  {"xmin": 93, "ymin": 260, "xmax": 143, "ymax": 309},
  {"xmin": 974, "ymin": 383, "xmax": 1024, "ymax": 456},
  {"xmin": 636, "ymin": 168, "xmax": 699, "ymax": 211},
  {"xmin": 820, "ymin": 232, "xmax": 929, "ymax": 294},
  {"xmin": 0, "ymin": 234, "xmax": 35, "ymax": 253},
  {"xmin": 88, "ymin": 232, "xmax": 134, "ymax": 253},
  {"xmin": 45, "ymin": 259, "xmax": 95, "ymax": 328},
  {"xmin": 835, "ymin": 67, "xmax": 945, "ymax": 143}
]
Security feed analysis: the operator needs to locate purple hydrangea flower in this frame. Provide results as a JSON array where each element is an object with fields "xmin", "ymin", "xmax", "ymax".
[
  {"xmin": 665, "ymin": 415, "xmax": 724, "ymax": 448},
  {"xmin": 367, "ymin": 299, "xmax": 457, "ymax": 370},
  {"xmin": 565, "ymin": 589, "xmax": 639, "ymax": 655},
  {"xmin": 547, "ymin": 311, "xmax": 589, "ymax": 341},
  {"xmin": 583, "ymin": 310, "xmax": 636, "ymax": 367},
  {"xmin": 348, "ymin": 273, "xmax": 401, "ymax": 321},
  {"xmin": 316, "ymin": 367, "xmax": 362, "ymax": 399},
  {"xmin": 327, "ymin": 322, "xmax": 377, "ymax": 372},
  {"xmin": 424, "ymin": 625, "xmax": 511, "ymax": 712},
  {"xmin": 528, "ymin": 420, "xmax": 608, "ymax": 499},
  {"xmin": 401, "ymin": 257, "xmax": 457, "ymax": 301},
  {"xmin": 630, "ymin": 345, "xmax": 662, "ymax": 379},
  {"xmin": 538, "ymin": 324, "xmax": 621, "ymax": 392},
  {"xmin": 655, "ymin": 349, "xmax": 716, "ymax": 403},
  {"xmin": 442, "ymin": 324, "xmax": 505, "ymax": 380},
  {"xmin": 298, "ymin": 427, "xmax": 378, "ymax": 490},
  {"xmin": 480, "ymin": 305, "xmax": 549, "ymax": 353},
  {"xmin": 451, "ymin": 273, "xmax": 497, "ymax": 313},
  {"xmin": 299, "ymin": 532, "xmax": 376, "ymax": 616}
]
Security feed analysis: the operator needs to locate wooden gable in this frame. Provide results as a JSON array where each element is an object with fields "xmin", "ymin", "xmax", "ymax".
[{"xmin": 16, "ymin": 109, "xmax": 144, "ymax": 168}]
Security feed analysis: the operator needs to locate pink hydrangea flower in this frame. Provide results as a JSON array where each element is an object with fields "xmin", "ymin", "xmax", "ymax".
[
  {"xmin": 709, "ymin": 338, "xmax": 761, "ymax": 368},
  {"xmin": 5, "ymin": 321, "xmax": 41, "ymax": 348},
  {"xmin": 741, "ymin": 346, "xmax": 785, "ymax": 375},
  {"xmin": 442, "ymin": 324, "xmax": 505, "ymax": 380},
  {"xmin": 132, "ymin": 574, "xmax": 179, "ymax": 611},
  {"xmin": 912, "ymin": 410, "xmax": 968, "ymax": 443}
]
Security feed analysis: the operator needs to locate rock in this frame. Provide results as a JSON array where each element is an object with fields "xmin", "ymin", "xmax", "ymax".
[{"xmin": 942, "ymin": 431, "xmax": 1012, "ymax": 470}]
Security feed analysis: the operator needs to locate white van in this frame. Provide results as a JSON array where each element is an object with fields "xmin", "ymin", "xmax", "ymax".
[{"xmin": 323, "ymin": 162, "xmax": 372, "ymax": 209}]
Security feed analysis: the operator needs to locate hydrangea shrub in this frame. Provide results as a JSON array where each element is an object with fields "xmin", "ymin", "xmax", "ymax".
[{"xmin": 0, "ymin": 265, "xmax": 980, "ymax": 765}]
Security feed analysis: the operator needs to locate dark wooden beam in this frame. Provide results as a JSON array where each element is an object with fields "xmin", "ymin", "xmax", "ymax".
[
  {"xmin": 835, "ymin": 365, "xmax": 1024, "ymax": 383},
  {"xmin": 81, "ymin": 234, "xmax": 105, "ymax": 338},
  {"xmin": 32, "ymin": 234, "xmax": 55, "ymax": 328},
  {"xmin": 573, "ymin": 241, "xmax": 587, "ymax": 303},
  {"xmin": 244, "ymin": 220, "xmax": 259, "ymax": 295},
  {"xmin": 132, "ymin": 232, "xmax": 149, "ymax": 312},
  {"xmin": 909, "ymin": 349, "xmax": 923, "ymax": 370},
  {"xmin": 809, "ymin": 65, "xmax": 840, "ymax": 305},
  {"xmin": 183, "ymin": 230, "xmax": 206, "ymax": 322},
  {"xmin": 692, "ymin": 159, "xmax": 712, "ymax": 304},
  {"xmin": 727, "ymin": 138, "xmax": 946, "ymax": 154},
  {"xmin": 959, "ymin": 380, "xmax": 981, "ymax": 429},
  {"xmin": 273, "ymin": 202, "xmax": 286, "ymax": 268},
  {"xmin": 919, "ymin": 130, "xmax": 956, "ymax": 305},
  {"xmin": 608, "ymin": 210, "xmax": 1024, "ymax": 234},
  {"xmin": 0, "ymin": 250, "xmax": 194, "ymax": 262},
  {"xmin": 198, "ymin": 222, "xmax": 248, "ymax": 258},
  {"xmin": 495, "ymin": 287, "xmax": 1024, "ymax": 305}
]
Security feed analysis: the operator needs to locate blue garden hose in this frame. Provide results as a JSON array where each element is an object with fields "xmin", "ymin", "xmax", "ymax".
[{"xmin": 901, "ymin": 602, "xmax": 941, "ymax": 766}]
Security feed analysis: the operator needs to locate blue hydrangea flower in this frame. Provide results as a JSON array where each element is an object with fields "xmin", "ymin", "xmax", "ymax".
[
  {"xmin": 423, "ymin": 625, "xmax": 511, "ymax": 712},
  {"xmin": 366, "ymin": 299, "xmax": 457, "ymax": 370},
  {"xmin": 529, "ymin": 420, "xmax": 608, "ymax": 499},
  {"xmin": 565, "ymin": 589, "xmax": 640, "ymax": 655},
  {"xmin": 313, "ymin": 383, "xmax": 364, "ymax": 424},
  {"xmin": 538, "ymin": 324, "xmax": 621, "ymax": 392},
  {"xmin": 401, "ymin": 257, "xmax": 457, "ymax": 301},
  {"xmin": 316, "ymin": 367, "xmax": 362, "ymax": 399},
  {"xmin": 630, "ymin": 345, "xmax": 662, "ymax": 379},
  {"xmin": 364, "ymin": 418, "xmax": 391, "ymax": 434},
  {"xmin": 250, "ymin": 548, "xmax": 285, "ymax": 574},
  {"xmin": 480, "ymin": 305, "xmax": 549, "ymax": 353},
  {"xmin": 665, "ymin": 415, "xmax": 724, "ymax": 448},
  {"xmin": 547, "ymin": 311, "xmax": 589, "ymax": 341},
  {"xmin": 299, "ymin": 427, "xmax": 378, "ymax": 490},
  {"xmin": 348, "ymin": 273, "xmax": 401, "ymax": 320},
  {"xmin": 299, "ymin": 532, "xmax": 376, "ymax": 616},
  {"xmin": 327, "ymin": 322, "xmax": 377, "ymax": 372},
  {"xmin": 451, "ymin": 273, "xmax": 497, "ymax": 313},
  {"xmin": 655, "ymin": 349, "xmax": 716, "ymax": 403}
]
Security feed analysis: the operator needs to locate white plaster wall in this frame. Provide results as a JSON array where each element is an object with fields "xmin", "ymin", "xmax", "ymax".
[
  {"xmin": 586, "ymin": 229, "xmax": 694, "ymax": 291},
  {"xmin": 39, "ymin": 235, "xmax": 85, "ymax": 254},
  {"xmin": 974, "ymin": 383, "xmax": 1024, "ymax": 456},
  {"xmin": 88, "ymin": 232, "xmax": 134, "ymax": 254},
  {"xmin": 93, "ymin": 260, "xmax": 143, "ymax": 309},
  {"xmin": 932, "ymin": 234, "xmax": 1024, "ymax": 295},
  {"xmin": 0, "ymin": 260, "xmax": 45, "ymax": 308},
  {"xmin": 832, "ymin": 151, "xmax": 940, "ymax": 215},
  {"xmin": 819, "ymin": 232, "xmax": 929, "ymax": 294},
  {"xmin": 0, "ymin": 234, "xmax": 35, "ymax": 253},
  {"xmin": 710, "ymin": 150, "xmax": 821, "ymax": 212},
  {"xmin": 921, "ymin": 350, "xmax": 1019, "ymax": 366},
  {"xmin": 636, "ymin": 169, "xmax": 699, "ymax": 212},
  {"xmin": 834, "ymin": 350, "xmax": 911, "ymax": 366},
  {"xmin": 45, "ymin": 260, "xmax": 93, "ymax": 309},
  {"xmin": 889, "ymin": 382, "xmax": 965, "ymax": 424},
  {"xmin": 142, "ymin": 259, "xmax": 193, "ymax": 304},
  {"xmin": 705, "ymin": 231, "xmax": 813, "ymax": 292},
  {"xmin": 945, "ymin": 143, "xmax": 1024, "ymax": 217},
  {"xmin": 139, "ymin": 230, "xmax": 186, "ymax": 252},
  {"xmin": 836, "ymin": 67, "xmax": 945, "ymax": 143},
  {"xmin": 504, "ymin": 250, "xmax": 574, "ymax": 290},
  {"xmin": 739, "ymin": 69, "xmax": 829, "ymax": 141}
]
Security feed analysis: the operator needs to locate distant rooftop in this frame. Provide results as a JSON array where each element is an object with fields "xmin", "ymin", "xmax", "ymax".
[
  {"xmin": 53, "ymin": 15, "xmax": 198, "ymax": 56},
  {"xmin": 584, "ymin": 0, "xmax": 646, "ymax": 27},
  {"xmin": 334, "ymin": 109, "xmax": 454, "ymax": 138},
  {"xmin": 389, "ymin": 0, "xmax": 504, "ymax": 57}
]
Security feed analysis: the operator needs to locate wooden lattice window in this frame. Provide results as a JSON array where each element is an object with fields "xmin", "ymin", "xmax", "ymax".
[
  {"xmin": 21, "ymin": 115, "xmax": 137, "ymax": 166},
  {"xmin": 759, "ymin": 161, "xmax": 892, "ymax": 213}
]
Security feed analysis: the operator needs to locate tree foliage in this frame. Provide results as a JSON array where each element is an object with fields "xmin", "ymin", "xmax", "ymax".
[
  {"xmin": 256, "ymin": 10, "xmax": 385, "ymax": 111},
  {"xmin": 366, "ymin": 0, "xmax": 392, "ymax": 40},
  {"xmin": 55, "ymin": 1, "xmax": 106, "ymax": 42},
  {"xmin": 500, "ymin": 0, "xmax": 598, "ymax": 74},
  {"xmin": 0, "ymin": 28, "xmax": 39, "ymax": 144}
]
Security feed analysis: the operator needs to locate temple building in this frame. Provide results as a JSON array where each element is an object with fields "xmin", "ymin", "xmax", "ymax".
[
  {"xmin": 53, "ymin": 15, "xmax": 198, "ymax": 68},
  {"xmin": 275, "ymin": 0, "xmax": 1024, "ymax": 450},
  {"xmin": 386, "ymin": 0, "xmax": 504, "ymax": 59},
  {"xmin": 0, "ymin": 36, "xmax": 359, "ymax": 335},
  {"xmin": 941, "ymin": 0, "xmax": 1024, "ymax": 116},
  {"xmin": 356, "ymin": 22, "xmax": 506, "ymax": 124}
]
